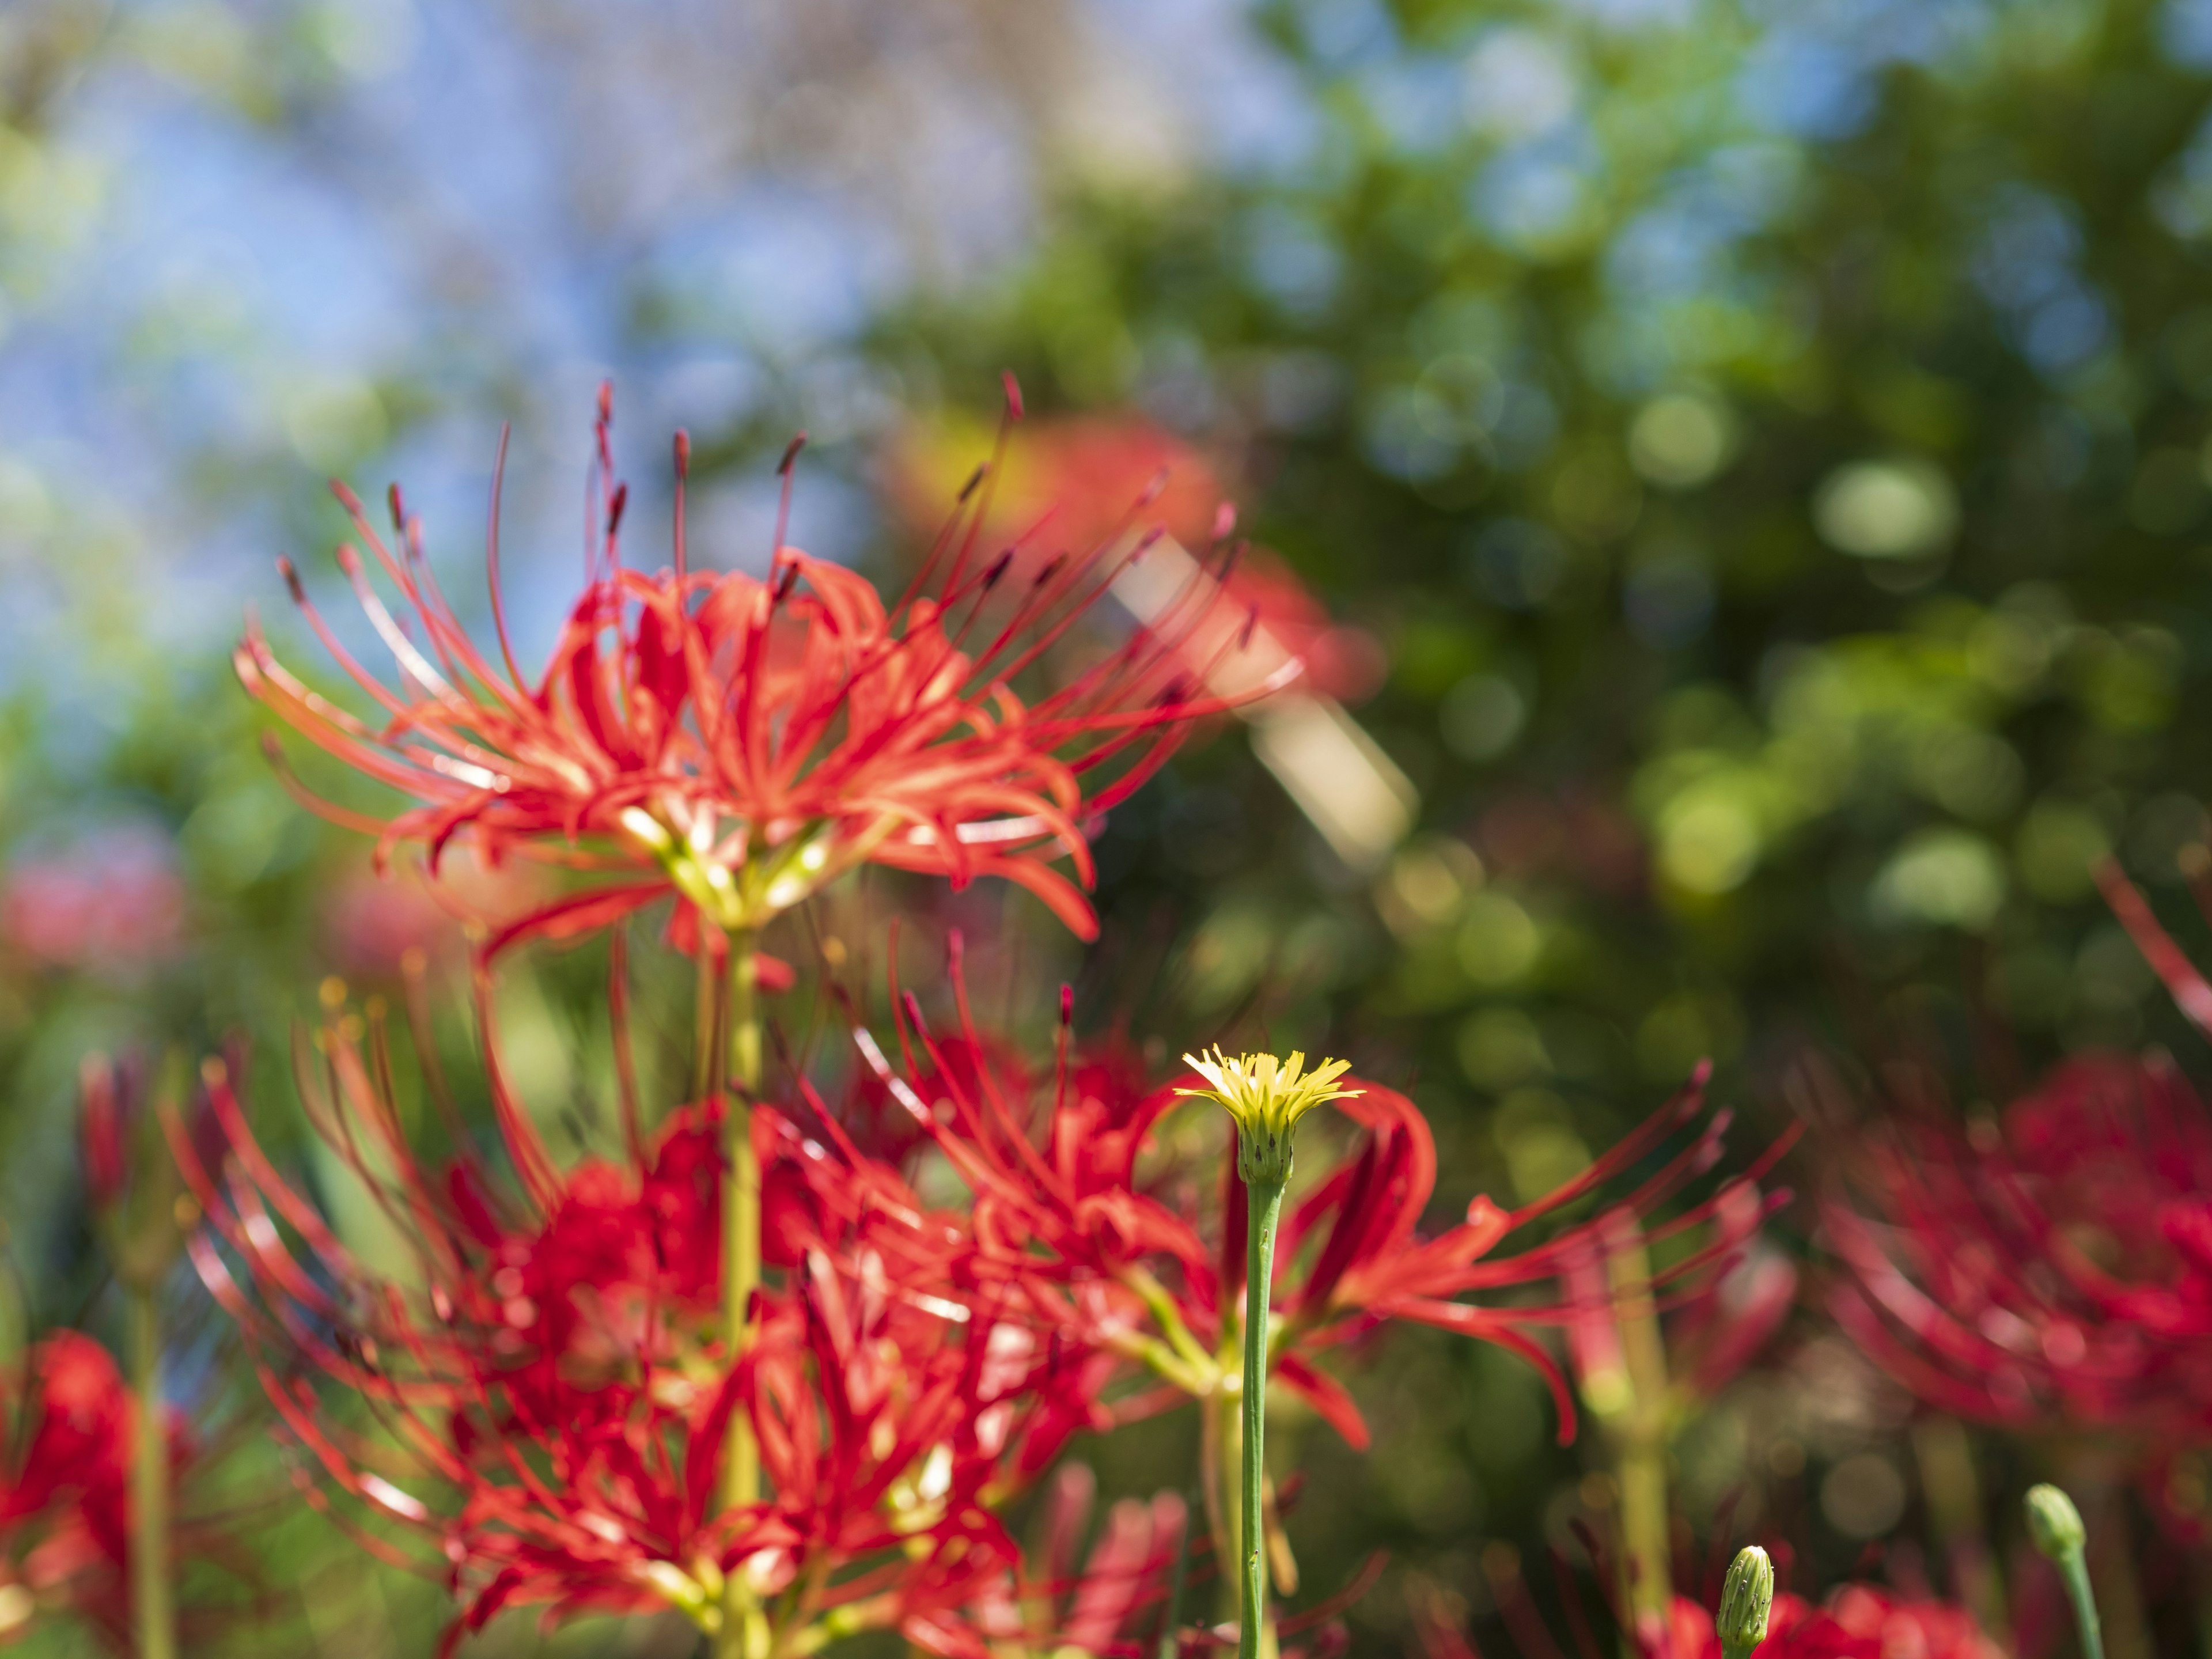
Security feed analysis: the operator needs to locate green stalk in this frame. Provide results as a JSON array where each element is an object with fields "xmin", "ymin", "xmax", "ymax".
[
  {"xmin": 717, "ymin": 931, "xmax": 765, "ymax": 1659},
  {"xmin": 1238, "ymin": 1173, "xmax": 1287, "ymax": 1659},
  {"xmin": 721, "ymin": 931, "xmax": 762, "ymax": 1511},
  {"xmin": 1606, "ymin": 1229, "xmax": 1672, "ymax": 1642},
  {"xmin": 127, "ymin": 1287, "xmax": 175, "ymax": 1659},
  {"xmin": 2057, "ymin": 1551, "xmax": 2107, "ymax": 1659},
  {"xmin": 2026, "ymin": 1484, "xmax": 2103, "ymax": 1659}
]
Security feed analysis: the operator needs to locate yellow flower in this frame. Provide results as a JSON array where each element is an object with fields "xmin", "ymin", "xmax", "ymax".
[{"xmin": 1177, "ymin": 1047, "xmax": 1362, "ymax": 1183}]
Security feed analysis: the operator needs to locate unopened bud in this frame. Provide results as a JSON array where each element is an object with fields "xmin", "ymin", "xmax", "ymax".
[
  {"xmin": 2025, "ymin": 1484, "xmax": 2088, "ymax": 1560},
  {"xmin": 1717, "ymin": 1546, "xmax": 1774, "ymax": 1659},
  {"xmin": 78, "ymin": 1055, "xmax": 126, "ymax": 1211}
]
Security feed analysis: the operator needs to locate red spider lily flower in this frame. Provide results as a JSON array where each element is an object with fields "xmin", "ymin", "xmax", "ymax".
[
  {"xmin": 241, "ymin": 385, "xmax": 1290, "ymax": 955},
  {"xmin": 1, "ymin": 1331, "xmax": 135, "ymax": 1642},
  {"xmin": 167, "ymin": 986, "xmax": 1101, "ymax": 1655},
  {"xmin": 888, "ymin": 414, "xmax": 1228, "ymax": 571},
  {"xmin": 1821, "ymin": 1048, "xmax": 2212, "ymax": 1440},
  {"xmin": 1, "ymin": 826, "xmax": 186, "ymax": 979},
  {"xmin": 0, "ymin": 1331, "xmax": 207, "ymax": 1650},
  {"xmin": 887, "ymin": 413, "xmax": 1386, "ymax": 704},
  {"xmin": 1413, "ymin": 1571, "xmax": 2002, "ymax": 1659},
  {"xmin": 829, "ymin": 947, "xmax": 1782, "ymax": 1452},
  {"xmin": 1647, "ymin": 1589, "xmax": 2004, "ymax": 1659}
]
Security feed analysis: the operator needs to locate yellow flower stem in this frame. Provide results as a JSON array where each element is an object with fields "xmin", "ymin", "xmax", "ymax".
[
  {"xmin": 717, "ymin": 929, "xmax": 766, "ymax": 1659},
  {"xmin": 1238, "ymin": 1171, "xmax": 1287, "ymax": 1659},
  {"xmin": 127, "ymin": 1285, "xmax": 175, "ymax": 1659}
]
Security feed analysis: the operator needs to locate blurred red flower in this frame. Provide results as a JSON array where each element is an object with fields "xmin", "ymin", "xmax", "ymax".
[
  {"xmin": 1415, "ymin": 1562, "xmax": 2002, "ymax": 1659},
  {"xmin": 1825, "ymin": 1048, "xmax": 2212, "ymax": 1440},
  {"xmin": 1652, "ymin": 1588, "xmax": 2004, "ymax": 1659},
  {"xmin": 244, "ymin": 388, "xmax": 1282, "ymax": 953},
  {"xmin": 958, "ymin": 1466, "xmax": 1191, "ymax": 1659},
  {"xmin": 0, "ymin": 827, "xmax": 185, "ymax": 977},
  {"xmin": 0, "ymin": 1331, "xmax": 194, "ymax": 1650},
  {"xmin": 319, "ymin": 847, "xmax": 552, "ymax": 977},
  {"xmin": 886, "ymin": 412, "xmax": 1385, "ymax": 704}
]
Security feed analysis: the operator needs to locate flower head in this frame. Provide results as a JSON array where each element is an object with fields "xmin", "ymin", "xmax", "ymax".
[
  {"xmin": 1175, "ymin": 1048, "xmax": 1361, "ymax": 1184},
  {"xmin": 245, "ymin": 386, "xmax": 1289, "ymax": 957}
]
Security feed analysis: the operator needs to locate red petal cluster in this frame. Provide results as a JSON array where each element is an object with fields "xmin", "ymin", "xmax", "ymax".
[
  {"xmin": 832, "ymin": 955, "xmax": 1778, "ymax": 1450},
  {"xmin": 1825, "ymin": 1046, "xmax": 2212, "ymax": 1435},
  {"xmin": 1652, "ymin": 1589, "xmax": 2003, "ymax": 1659},
  {"xmin": 1, "ymin": 1332, "xmax": 152, "ymax": 1647},
  {"xmin": 954, "ymin": 1466, "xmax": 1191, "ymax": 1659},
  {"xmin": 167, "ymin": 997, "xmax": 1108, "ymax": 1654},
  {"xmin": 241, "ymin": 392, "xmax": 1283, "ymax": 952}
]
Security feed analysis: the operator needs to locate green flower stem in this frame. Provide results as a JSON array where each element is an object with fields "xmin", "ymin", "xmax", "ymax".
[
  {"xmin": 1607, "ymin": 1230, "xmax": 1672, "ymax": 1638},
  {"xmin": 2027, "ymin": 1484, "xmax": 2103, "ymax": 1659},
  {"xmin": 717, "ymin": 931, "xmax": 766, "ymax": 1659},
  {"xmin": 127, "ymin": 1286, "xmax": 175, "ymax": 1659},
  {"xmin": 1238, "ymin": 1170, "xmax": 1287, "ymax": 1659},
  {"xmin": 2055, "ymin": 1548, "xmax": 2105, "ymax": 1659}
]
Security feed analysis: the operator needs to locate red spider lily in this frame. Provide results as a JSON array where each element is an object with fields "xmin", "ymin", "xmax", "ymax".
[
  {"xmin": 1646, "ymin": 1589, "xmax": 2004, "ymax": 1659},
  {"xmin": 1, "ymin": 1331, "xmax": 135, "ymax": 1642},
  {"xmin": 1413, "ymin": 1571, "xmax": 2002, "ymax": 1659},
  {"xmin": 1822, "ymin": 1048, "xmax": 2212, "ymax": 1440},
  {"xmin": 0, "ymin": 1331, "xmax": 202, "ymax": 1650},
  {"xmin": 0, "ymin": 826, "xmax": 186, "ymax": 978},
  {"xmin": 887, "ymin": 413, "xmax": 1386, "ymax": 704},
  {"xmin": 167, "ymin": 987, "xmax": 1101, "ymax": 1655},
  {"xmin": 241, "ymin": 385, "xmax": 1290, "ymax": 954},
  {"xmin": 824, "ymin": 947, "xmax": 1782, "ymax": 1451}
]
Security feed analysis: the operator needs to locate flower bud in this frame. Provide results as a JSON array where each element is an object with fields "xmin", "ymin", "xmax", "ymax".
[
  {"xmin": 2025, "ymin": 1484, "xmax": 2088, "ymax": 1560},
  {"xmin": 78, "ymin": 1055, "xmax": 126, "ymax": 1213},
  {"xmin": 77, "ymin": 1052, "xmax": 192, "ymax": 1290},
  {"xmin": 1717, "ymin": 1546, "xmax": 1774, "ymax": 1659}
]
